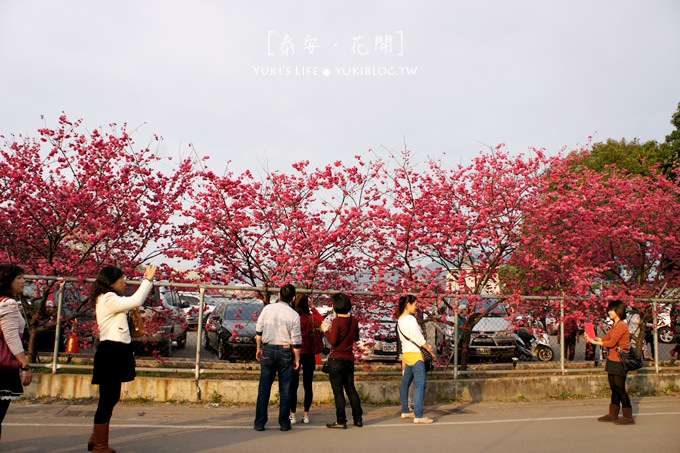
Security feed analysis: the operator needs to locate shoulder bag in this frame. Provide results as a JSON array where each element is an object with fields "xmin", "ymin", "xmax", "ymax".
[
  {"xmin": 397, "ymin": 320, "xmax": 435, "ymax": 372},
  {"xmin": 128, "ymin": 308, "xmax": 146, "ymax": 338},
  {"xmin": 617, "ymin": 345, "xmax": 643, "ymax": 371},
  {"xmin": 305, "ymin": 314, "xmax": 326, "ymax": 355}
]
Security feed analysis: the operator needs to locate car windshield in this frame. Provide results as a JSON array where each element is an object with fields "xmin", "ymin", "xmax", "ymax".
[
  {"xmin": 224, "ymin": 304, "xmax": 261, "ymax": 320},
  {"xmin": 472, "ymin": 299, "xmax": 507, "ymax": 316},
  {"xmin": 182, "ymin": 296, "xmax": 200, "ymax": 306}
]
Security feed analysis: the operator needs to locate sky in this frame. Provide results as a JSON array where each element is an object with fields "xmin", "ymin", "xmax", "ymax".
[{"xmin": 1, "ymin": 0, "xmax": 679, "ymax": 176}]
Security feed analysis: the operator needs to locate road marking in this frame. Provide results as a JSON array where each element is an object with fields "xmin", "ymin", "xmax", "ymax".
[{"xmin": 5, "ymin": 412, "xmax": 680, "ymax": 430}]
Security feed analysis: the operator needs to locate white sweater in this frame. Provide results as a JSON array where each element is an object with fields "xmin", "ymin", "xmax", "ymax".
[
  {"xmin": 0, "ymin": 297, "xmax": 26, "ymax": 355},
  {"xmin": 397, "ymin": 314, "xmax": 426, "ymax": 353},
  {"xmin": 96, "ymin": 280, "xmax": 152, "ymax": 344}
]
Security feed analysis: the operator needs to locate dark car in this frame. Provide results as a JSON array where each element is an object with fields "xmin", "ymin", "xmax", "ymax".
[{"xmin": 203, "ymin": 298, "xmax": 264, "ymax": 361}]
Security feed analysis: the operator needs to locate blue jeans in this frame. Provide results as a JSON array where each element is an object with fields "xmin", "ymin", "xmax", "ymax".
[
  {"xmin": 254, "ymin": 345, "xmax": 294, "ymax": 428},
  {"xmin": 400, "ymin": 360, "xmax": 426, "ymax": 418}
]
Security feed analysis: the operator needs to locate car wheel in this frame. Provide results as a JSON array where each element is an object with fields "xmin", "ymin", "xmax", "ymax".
[
  {"xmin": 177, "ymin": 331, "xmax": 187, "ymax": 349},
  {"xmin": 537, "ymin": 346, "xmax": 553, "ymax": 362},
  {"xmin": 202, "ymin": 332, "xmax": 210, "ymax": 352},
  {"xmin": 157, "ymin": 339, "xmax": 172, "ymax": 357},
  {"xmin": 658, "ymin": 327, "xmax": 674, "ymax": 343},
  {"xmin": 217, "ymin": 339, "xmax": 228, "ymax": 360}
]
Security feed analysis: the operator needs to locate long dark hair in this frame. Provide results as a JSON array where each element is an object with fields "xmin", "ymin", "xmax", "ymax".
[
  {"xmin": 0, "ymin": 264, "xmax": 25, "ymax": 298},
  {"xmin": 90, "ymin": 266, "xmax": 124, "ymax": 306},
  {"xmin": 396, "ymin": 295, "xmax": 417, "ymax": 317},
  {"xmin": 294, "ymin": 294, "xmax": 311, "ymax": 316}
]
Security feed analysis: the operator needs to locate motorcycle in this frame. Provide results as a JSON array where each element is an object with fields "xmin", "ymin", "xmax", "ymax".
[{"xmin": 513, "ymin": 317, "xmax": 554, "ymax": 362}]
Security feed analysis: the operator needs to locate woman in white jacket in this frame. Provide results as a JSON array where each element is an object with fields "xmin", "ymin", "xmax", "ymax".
[
  {"xmin": 396, "ymin": 295, "xmax": 435, "ymax": 424},
  {"xmin": 88, "ymin": 265, "xmax": 156, "ymax": 453},
  {"xmin": 0, "ymin": 264, "xmax": 32, "ymax": 442}
]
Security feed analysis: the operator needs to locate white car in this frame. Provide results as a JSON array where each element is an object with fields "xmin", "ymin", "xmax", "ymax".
[{"xmin": 176, "ymin": 292, "xmax": 218, "ymax": 329}]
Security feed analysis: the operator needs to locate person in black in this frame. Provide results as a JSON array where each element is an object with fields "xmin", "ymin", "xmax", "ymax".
[{"xmin": 322, "ymin": 292, "xmax": 362, "ymax": 428}]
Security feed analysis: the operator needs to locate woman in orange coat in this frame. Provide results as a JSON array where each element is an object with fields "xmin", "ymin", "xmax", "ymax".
[{"xmin": 584, "ymin": 300, "xmax": 634, "ymax": 425}]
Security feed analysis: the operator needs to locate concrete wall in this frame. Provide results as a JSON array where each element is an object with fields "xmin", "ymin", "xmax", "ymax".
[{"xmin": 25, "ymin": 372, "xmax": 680, "ymax": 404}]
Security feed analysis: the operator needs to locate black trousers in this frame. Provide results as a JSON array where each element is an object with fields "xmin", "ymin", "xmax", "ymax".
[
  {"xmin": 608, "ymin": 373, "xmax": 631, "ymax": 408},
  {"xmin": 94, "ymin": 381, "xmax": 122, "ymax": 424},
  {"xmin": 0, "ymin": 399, "xmax": 10, "ymax": 434},
  {"xmin": 289, "ymin": 353, "xmax": 317, "ymax": 413},
  {"xmin": 328, "ymin": 358, "xmax": 362, "ymax": 424}
]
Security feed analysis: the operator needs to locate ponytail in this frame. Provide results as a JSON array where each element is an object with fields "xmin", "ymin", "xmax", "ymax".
[{"xmin": 396, "ymin": 295, "xmax": 417, "ymax": 317}]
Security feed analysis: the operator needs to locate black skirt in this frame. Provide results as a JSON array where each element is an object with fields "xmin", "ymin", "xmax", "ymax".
[
  {"xmin": 605, "ymin": 359, "xmax": 627, "ymax": 377},
  {"xmin": 0, "ymin": 369, "xmax": 23, "ymax": 400},
  {"xmin": 92, "ymin": 340, "xmax": 136, "ymax": 385}
]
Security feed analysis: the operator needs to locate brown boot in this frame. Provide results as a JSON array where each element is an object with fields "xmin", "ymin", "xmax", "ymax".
[
  {"xmin": 597, "ymin": 404, "xmax": 619, "ymax": 422},
  {"xmin": 88, "ymin": 431, "xmax": 95, "ymax": 451},
  {"xmin": 614, "ymin": 407, "xmax": 635, "ymax": 425},
  {"xmin": 92, "ymin": 422, "xmax": 116, "ymax": 453}
]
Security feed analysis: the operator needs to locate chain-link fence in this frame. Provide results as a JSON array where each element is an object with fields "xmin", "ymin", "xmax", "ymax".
[
  {"xmin": 21, "ymin": 276, "xmax": 680, "ymax": 378},
  {"xmin": 427, "ymin": 295, "xmax": 680, "ymax": 376}
]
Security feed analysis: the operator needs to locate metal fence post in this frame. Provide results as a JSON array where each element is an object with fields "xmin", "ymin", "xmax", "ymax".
[
  {"xmin": 560, "ymin": 296, "xmax": 565, "ymax": 375},
  {"xmin": 453, "ymin": 308, "xmax": 459, "ymax": 380},
  {"xmin": 653, "ymin": 300, "xmax": 659, "ymax": 373},
  {"xmin": 194, "ymin": 286, "xmax": 206, "ymax": 399},
  {"xmin": 51, "ymin": 280, "xmax": 66, "ymax": 374}
]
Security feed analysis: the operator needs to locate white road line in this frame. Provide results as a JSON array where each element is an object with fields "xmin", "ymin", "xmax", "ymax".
[{"xmin": 5, "ymin": 412, "xmax": 680, "ymax": 430}]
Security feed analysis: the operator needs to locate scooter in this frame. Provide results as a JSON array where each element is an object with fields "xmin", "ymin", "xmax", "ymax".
[{"xmin": 514, "ymin": 321, "xmax": 554, "ymax": 362}]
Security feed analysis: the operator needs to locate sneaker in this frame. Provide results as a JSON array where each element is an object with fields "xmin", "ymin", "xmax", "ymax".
[
  {"xmin": 400, "ymin": 412, "xmax": 415, "ymax": 419},
  {"xmin": 290, "ymin": 414, "xmax": 297, "ymax": 425},
  {"xmin": 302, "ymin": 415, "xmax": 310, "ymax": 424},
  {"xmin": 413, "ymin": 417, "xmax": 434, "ymax": 424}
]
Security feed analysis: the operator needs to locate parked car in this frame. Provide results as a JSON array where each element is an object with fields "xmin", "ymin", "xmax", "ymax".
[
  {"xmin": 129, "ymin": 284, "xmax": 188, "ymax": 357},
  {"xmin": 177, "ymin": 292, "xmax": 218, "ymax": 330},
  {"xmin": 203, "ymin": 298, "xmax": 264, "ymax": 361},
  {"xmin": 357, "ymin": 318, "xmax": 399, "ymax": 362},
  {"xmin": 465, "ymin": 299, "xmax": 516, "ymax": 362}
]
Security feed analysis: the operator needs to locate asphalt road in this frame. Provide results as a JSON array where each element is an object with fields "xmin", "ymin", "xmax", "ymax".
[{"xmin": 3, "ymin": 396, "xmax": 679, "ymax": 452}]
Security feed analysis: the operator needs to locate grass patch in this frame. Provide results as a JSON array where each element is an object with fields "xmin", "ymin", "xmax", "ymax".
[
  {"xmin": 209, "ymin": 391, "xmax": 223, "ymax": 404},
  {"xmin": 125, "ymin": 396, "xmax": 153, "ymax": 403},
  {"xmin": 662, "ymin": 383, "xmax": 679, "ymax": 395},
  {"xmin": 550, "ymin": 384, "xmax": 586, "ymax": 400}
]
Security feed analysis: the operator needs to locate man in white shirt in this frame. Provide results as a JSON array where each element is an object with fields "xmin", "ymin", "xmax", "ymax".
[{"xmin": 253, "ymin": 284, "xmax": 301, "ymax": 431}]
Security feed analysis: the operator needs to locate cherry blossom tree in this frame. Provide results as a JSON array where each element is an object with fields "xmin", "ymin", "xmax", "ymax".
[
  {"xmin": 361, "ymin": 147, "xmax": 556, "ymax": 368},
  {"xmin": 510, "ymin": 155, "xmax": 680, "ymax": 349},
  {"xmin": 0, "ymin": 115, "xmax": 198, "ymax": 359},
  {"xmin": 172, "ymin": 158, "xmax": 373, "ymax": 302}
]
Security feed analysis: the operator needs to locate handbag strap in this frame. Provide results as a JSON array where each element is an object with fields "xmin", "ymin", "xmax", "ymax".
[{"xmin": 397, "ymin": 318, "xmax": 423, "ymax": 350}]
